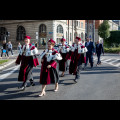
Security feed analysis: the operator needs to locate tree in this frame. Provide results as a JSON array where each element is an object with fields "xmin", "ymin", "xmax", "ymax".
[{"xmin": 98, "ymin": 20, "xmax": 110, "ymax": 41}]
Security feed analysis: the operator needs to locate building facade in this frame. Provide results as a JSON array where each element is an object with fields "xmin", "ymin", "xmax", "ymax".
[
  {"xmin": 0, "ymin": 20, "xmax": 86, "ymax": 48},
  {"xmin": 85, "ymin": 20, "xmax": 119, "ymax": 43}
]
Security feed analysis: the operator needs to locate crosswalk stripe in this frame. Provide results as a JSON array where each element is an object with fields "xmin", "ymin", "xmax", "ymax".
[
  {"xmin": 94, "ymin": 57, "xmax": 120, "ymax": 68},
  {"xmin": 0, "ymin": 65, "xmax": 20, "ymax": 81}
]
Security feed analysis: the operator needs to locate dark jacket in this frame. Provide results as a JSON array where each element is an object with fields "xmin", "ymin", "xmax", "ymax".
[
  {"xmin": 2, "ymin": 43, "xmax": 7, "ymax": 49},
  {"xmin": 96, "ymin": 43, "xmax": 104, "ymax": 55},
  {"xmin": 85, "ymin": 41, "xmax": 95, "ymax": 54}
]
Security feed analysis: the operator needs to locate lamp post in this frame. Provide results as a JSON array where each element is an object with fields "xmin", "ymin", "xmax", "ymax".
[
  {"xmin": 72, "ymin": 20, "xmax": 73, "ymax": 43},
  {"xmin": 93, "ymin": 20, "xmax": 95, "ymax": 43},
  {"xmin": 68, "ymin": 20, "xmax": 69, "ymax": 45}
]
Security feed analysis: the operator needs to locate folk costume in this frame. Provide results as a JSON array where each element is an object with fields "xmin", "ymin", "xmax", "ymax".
[
  {"xmin": 58, "ymin": 38, "xmax": 70, "ymax": 75},
  {"xmin": 69, "ymin": 37, "xmax": 88, "ymax": 82},
  {"xmin": 40, "ymin": 39, "xmax": 62, "ymax": 85},
  {"xmin": 15, "ymin": 36, "xmax": 39, "ymax": 90}
]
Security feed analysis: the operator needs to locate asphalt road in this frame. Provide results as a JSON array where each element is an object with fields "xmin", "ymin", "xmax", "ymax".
[{"xmin": 0, "ymin": 53, "xmax": 120, "ymax": 100}]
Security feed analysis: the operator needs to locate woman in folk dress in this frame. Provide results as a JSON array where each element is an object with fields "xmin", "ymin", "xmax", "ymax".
[
  {"xmin": 58, "ymin": 38, "xmax": 70, "ymax": 77},
  {"xmin": 15, "ymin": 36, "xmax": 39, "ymax": 91},
  {"xmin": 69, "ymin": 37, "xmax": 88, "ymax": 83},
  {"xmin": 39, "ymin": 39, "xmax": 62, "ymax": 97}
]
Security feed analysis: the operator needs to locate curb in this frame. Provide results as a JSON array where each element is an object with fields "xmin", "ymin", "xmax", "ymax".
[{"xmin": 0, "ymin": 59, "xmax": 16, "ymax": 70}]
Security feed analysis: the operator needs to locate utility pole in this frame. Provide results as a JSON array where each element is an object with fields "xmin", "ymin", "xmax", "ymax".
[
  {"xmin": 72, "ymin": 20, "xmax": 73, "ymax": 43},
  {"xmin": 74, "ymin": 20, "xmax": 77, "ymax": 38},
  {"xmin": 93, "ymin": 20, "xmax": 95, "ymax": 43},
  {"xmin": 68, "ymin": 20, "xmax": 69, "ymax": 45},
  {"xmin": 87, "ymin": 20, "xmax": 89, "ymax": 38}
]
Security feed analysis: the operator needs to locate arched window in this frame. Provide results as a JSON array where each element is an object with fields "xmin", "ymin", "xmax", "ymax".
[
  {"xmin": 39, "ymin": 24, "xmax": 47, "ymax": 33},
  {"xmin": 0, "ymin": 27, "xmax": 7, "ymax": 41},
  {"xmin": 57, "ymin": 25, "xmax": 63, "ymax": 33},
  {"xmin": 16, "ymin": 26, "xmax": 26, "ymax": 41}
]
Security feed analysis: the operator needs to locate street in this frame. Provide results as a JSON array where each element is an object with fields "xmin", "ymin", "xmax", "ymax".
[{"xmin": 0, "ymin": 52, "xmax": 120, "ymax": 100}]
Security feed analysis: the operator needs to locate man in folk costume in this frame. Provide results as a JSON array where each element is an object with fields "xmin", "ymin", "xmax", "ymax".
[
  {"xmin": 69, "ymin": 37, "xmax": 88, "ymax": 83},
  {"xmin": 15, "ymin": 36, "xmax": 39, "ymax": 91},
  {"xmin": 39, "ymin": 39, "xmax": 62, "ymax": 97},
  {"xmin": 58, "ymin": 38, "xmax": 70, "ymax": 77}
]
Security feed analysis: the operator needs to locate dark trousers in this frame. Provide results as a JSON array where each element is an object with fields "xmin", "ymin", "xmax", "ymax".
[
  {"xmin": 76, "ymin": 56, "xmax": 82, "ymax": 78},
  {"xmin": 1, "ymin": 49, "xmax": 9, "ymax": 57},
  {"xmin": 21, "ymin": 66, "xmax": 34, "ymax": 87},
  {"xmin": 97, "ymin": 54, "xmax": 101, "ymax": 64},
  {"xmin": 85, "ymin": 53, "xmax": 93, "ymax": 68},
  {"xmin": 8, "ymin": 48, "xmax": 13, "ymax": 55}
]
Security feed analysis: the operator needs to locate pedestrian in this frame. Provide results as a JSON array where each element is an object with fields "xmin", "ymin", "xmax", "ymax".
[
  {"xmin": 69, "ymin": 37, "xmax": 88, "ymax": 83},
  {"xmin": 15, "ymin": 36, "xmax": 39, "ymax": 91},
  {"xmin": 96, "ymin": 40, "xmax": 104, "ymax": 66},
  {"xmin": 7, "ymin": 41, "xmax": 13, "ymax": 56},
  {"xmin": 58, "ymin": 38, "xmax": 70, "ymax": 77},
  {"xmin": 35, "ymin": 42, "xmax": 38, "ymax": 48},
  {"xmin": 1, "ymin": 40, "xmax": 9, "ymax": 58},
  {"xmin": 39, "ymin": 39, "xmax": 62, "ymax": 97},
  {"xmin": 17, "ymin": 42, "xmax": 22, "ymax": 51},
  {"xmin": 84, "ymin": 37, "xmax": 95, "ymax": 69}
]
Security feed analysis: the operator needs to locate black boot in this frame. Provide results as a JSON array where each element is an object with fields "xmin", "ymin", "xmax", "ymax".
[
  {"xmin": 18, "ymin": 82, "xmax": 27, "ymax": 91},
  {"xmin": 27, "ymin": 79, "xmax": 35, "ymax": 87},
  {"xmin": 74, "ymin": 75, "xmax": 80, "ymax": 83}
]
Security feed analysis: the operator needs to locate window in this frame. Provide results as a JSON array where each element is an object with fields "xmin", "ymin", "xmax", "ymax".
[
  {"xmin": 57, "ymin": 25, "xmax": 63, "ymax": 33},
  {"xmin": 39, "ymin": 24, "xmax": 47, "ymax": 33},
  {"xmin": 0, "ymin": 27, "xmax": 7, "ymax": 41},
  {"xmin": 81, "ymin": 22, "xmax": 84, "ymax": 28},
  {"xmin": 16, "ymin": 26, "xmax": 26, "ymax": 41}
]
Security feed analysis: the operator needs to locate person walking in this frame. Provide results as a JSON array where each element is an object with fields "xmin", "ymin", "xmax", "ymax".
[
  {"xmin": 17, "ymin": 42, "xmax": 22, "ymax": 51},
  {"xmin": 69, "ymin": 37, "xmax": 88, "ymax": 83},
  {"xmin": 35, "ymin": 42, "xmax": 38, "ymax": 48},
  {"xmin": 7, "ymin": 41, "xmax": 13, "ymax": 56},
  {"xmin": 1, "ymin": 40, "xmax": 9, "ymax": 58},
  {"xmin": 84, "ymin": 37, "xmax": 95, "ymax": 70},
  {"xmin": 15, "ymin": 36, "xmax": 39, "ymax": 91},
  {"xmin": 58, "ymin": 38, "xmax": 70, "ymax": 77},
  {"xmin": 39, "ymin": 39, "xmax": 62, "ymax": 97},
  {"xmin": 96, "ymin": 40, "xmax": 104, "ymax": 66}
]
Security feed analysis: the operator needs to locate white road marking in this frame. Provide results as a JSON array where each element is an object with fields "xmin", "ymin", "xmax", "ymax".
[
  {"xmin": 103, "ymin": 59, "xmax": 113, "ymax": 62},
  {"xmin": 109, "ymin": 59, "xmax": 120, "ymax": 63},
  {"xmin": 94, "ymin": 57, "xmax": 120, "ymax": 68},
  {"xmin": 0, "ymin": 65, "xmax": 20, "ymax": 81},
  {"xmin": 2, "ymin": 65, "xmax": 18, "ymax": 72}
]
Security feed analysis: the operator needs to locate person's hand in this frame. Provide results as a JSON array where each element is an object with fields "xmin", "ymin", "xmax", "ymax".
[
  {"xmin": 93, "ymin": 53, "xmax": 95, "ymax": 55},
  {"xmin": 47, "ymin": 65, "xmax": 51, "ymax": 69}
]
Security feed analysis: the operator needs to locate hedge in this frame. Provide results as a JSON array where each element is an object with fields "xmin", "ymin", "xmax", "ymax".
[{"xmin": 104, "ymin": 47, "xmax": 120, "ymax": 53}]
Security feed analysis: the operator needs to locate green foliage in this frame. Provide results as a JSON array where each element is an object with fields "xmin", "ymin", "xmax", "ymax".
[
  {"xmin": 105, "ymin": 30, "xmax": 120, "ymax": 47},
  {"xmin": 98, "ymin": 20, "xmax": 110, "ymax": 40},
  {"xmin": 104, "ymin": 47, "xmax": 120, "ymax": 53},
  {"xmin": 0, "ymin": 60, "xmax": 9, "ymax": 65}
]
